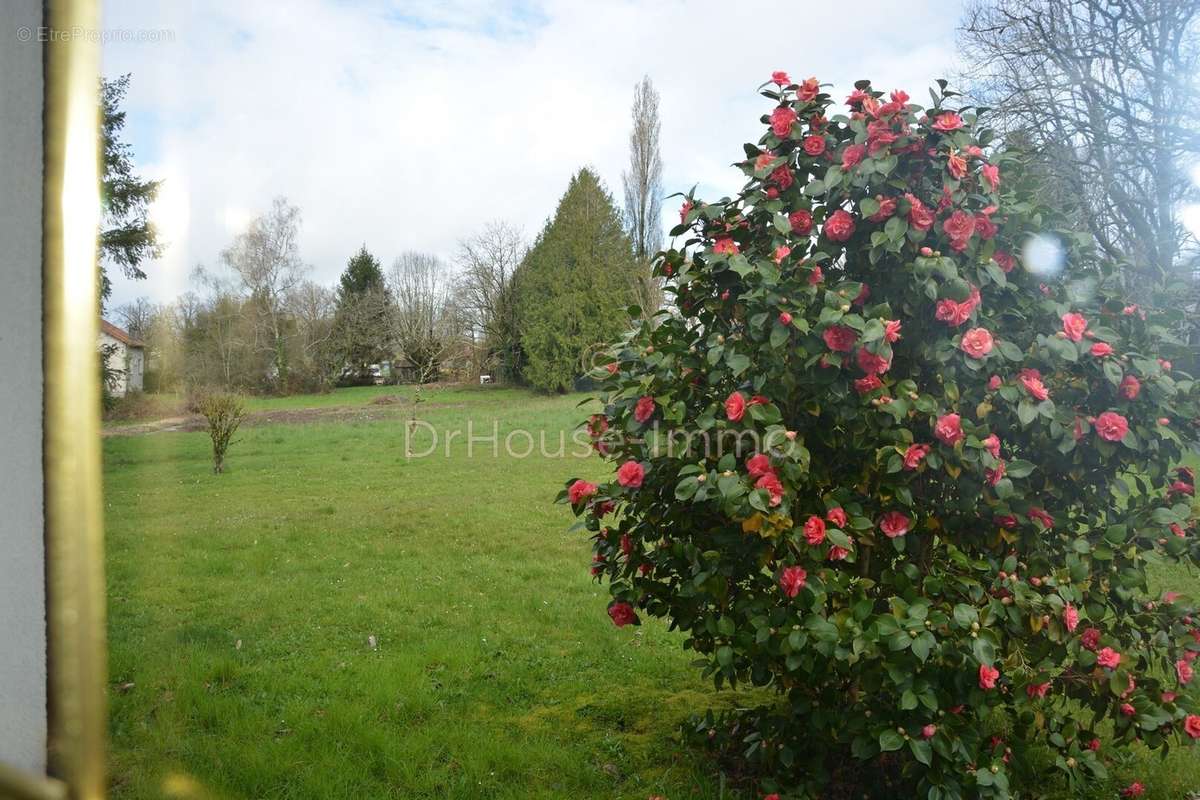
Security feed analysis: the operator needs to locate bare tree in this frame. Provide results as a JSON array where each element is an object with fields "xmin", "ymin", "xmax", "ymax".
[
  {"xmin": 622, "ymin": 75, "xmax": 665, "ymax": 315},
  {"xmin": 219, "ymin": 196, "xmax": 309, "ymax": 390},
  {"xmin": 387, "ymin": 251, "xmax": 466, "ymax": 457},
  {"xmin": 114, "ymin": 296, "xmax": 156, "ymax": 340},
  {"xmin": 453, "ymin": 221, "xmax": 525, "ymax": 380},
  {"xmin": 959, "ymin": 0, "xmax": 1200, "ymax": 297},
  {"xmin": 286, "ymin": 280, "xmax": 340, "ymax": 390}
]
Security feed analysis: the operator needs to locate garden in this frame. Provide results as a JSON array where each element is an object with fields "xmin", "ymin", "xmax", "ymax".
[{"xmin": 97, "ymin": 24, "xmax": 1200, "ymax": 799}]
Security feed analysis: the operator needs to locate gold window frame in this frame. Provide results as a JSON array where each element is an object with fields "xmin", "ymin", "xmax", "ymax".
[{"xmin": 1, "ymin": 0, "xmax": 108, "ymax": 798}]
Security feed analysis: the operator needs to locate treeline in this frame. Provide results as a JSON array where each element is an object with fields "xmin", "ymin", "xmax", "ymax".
[{"xmin": 116, "ymin": 167, "xmax": 655, "ymax": 396}]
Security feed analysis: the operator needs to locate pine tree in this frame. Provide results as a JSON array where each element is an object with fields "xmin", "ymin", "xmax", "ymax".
[
  {"xmin": 99, "ymin": 74, "xmax": 162, "ymax": 307},
  {"xmin": 333, "ymin": 245, "xmax": 392, "ymax": 385},
  {"xmin": 517, "ymin": 168, "xmax": 640, "ymax": 392}
]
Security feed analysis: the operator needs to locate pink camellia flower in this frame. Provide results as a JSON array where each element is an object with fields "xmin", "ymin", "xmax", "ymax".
[
  {"xmin": 974, "ymin": 213, "xmax": 998, "ymax": 241},
  {"xmin": 879, "ymin": 511, "xmax": 911, "ymax": 538},
  {"xmin": 779, "ymin": 565, "xmax": 807, "ymax": 597},
  {"xmin": 903, "ymin": 443, "xmax": 931, "ymax": 469},
  {"xmin": 993, "ymin": 250, "xmax": 1015, "ymax": 273},
  {"xmin": 1177, "ymin": 659, "xmax": 1194, "ymax": 685},
  {"xmin": 935, "ymin": 413, "xmax": 964, "ymax": 446},
  {"xmin": 1087, "ymin": 738, "xmax": 1101, "ymax": 751},
  {"xmin": 947, "ymin": 151, "xmax": 968, "ymax": 180},
  {"xmin": 746, "ymin": 453, "xmax": 773, "ymax": 480},
  {"xmin": 1119, "ymin": 374, "xmax": 1141, "ymax": 400},
  {"xmin": 1158, "ymin": 358, "xmax": 1172, "ymax": 371},
  {"xmin": 986, "ymin": 461, "xmax": 1006, "ymax": 486},
  {"xmin": 1028, "ymin": 507, "xmax": 1055, "ymax": 529},
  {"xmin": 978, "ymin": 663, "xmax": 1000, "ymax": 690},
  {"xmin": 1123, "ymin": 304, "xmax": 1140, "ymax": 315},
  {"xmin": 942, "ymin": 210, "xmax": 976, "ymax": 251},
  {"xmin": 1061, "ymin": 312, "xmax": 1089, "ymax": 342},
  {"xmin": 1080, "ymin": 627, "xmax": 1101, "ymax": 651},
  {"xmin": 824, "ymin": 209, "xmax": 856, "ymax": 242},
  {"xmin": 797, "ymin": 77, "xmax": 820, "ymax": 102},
  {"xmin": 922, "ymin": 724, "xmax": 937, "ymax": 739},
  {"xmin": 725, "ymin": 392, "xmax": 746, "ymax": 422},
  {"xmin": 1120, "ymin": 702, "xmax": 1136, "ymax": 717},
  {"xmin": 1120, "ymin": 782, "xmax": 1145, "ymax": 798},
  {"xmin": 769, "ymin": 166, "xmax": 793, "ymax": 191},
  {"xmin": 771, "ymin": 70, "xmax": 791, "ymax": 86},
  {"xmin": 756, "ymin": 472, "xmax": 784, "ymax": 507},
  {"xmin": 804, "ymin": 515, "xmax": 827, "ymax": 545},
  {"xmin": 906, "ymin": 193, "xmax": 935, "ymax": 231},
  {"xmin": 826, "ymin": 507, "xmax": 847, "ymax": 528},
  {"xmin": 932, "ymin": 112, "xmax": 964, "ymax": 132},
  {"xmin": 789, "ymin": 209, "xmax": 813, "ymax": 235},
  {"xmin": 617, "ymin": 460, "xmax": 645, "ymax": 489},
  {"xmin": 713, "ymin": 237, "xmax": 739, "ymax": 255},
  {"xmin": 1026, "ymin": 682, "xmax": 1050, "ymax": 699},
  {"xmin": 982, "ymin": 434, "xmax": 1001, "ymax": 459},
  {"xmin": 856, "ymin": 347, "xmax": 891, "ymax": 375},
  {"xmin": 960, "ymin": 327, "xmax": 994, "ymax": 359},
  {"xmin": 568, "ymin": 479, "xmax": 598, "ymax": 505},
  {"xmin": 995, "ymin": 514, "xmax": 1018, "ymax": 529},
  {"xmin": 868, "ymin": 197, "xmax": 898, "ymax": 223},
  {"xmin": 1064, "ymin": 603, "xmax": 1080, "ymax": 632},
  {"xmin": 754, "ymin": 152, "xmax": 776, "ymax": 172},
  {"xmin": 608, "ymin": 602, "xmax": 638, "ymax": 627},
  {"xmin": 1185, "ymin": 715, "xmax": 1200, "ymax": 739},
  {"xmin": 854, "ymin": 375, "xmax": 883, "ymax": 395},
  {"xmin": 803, "ymin": 135, "xmax": 826, "ymax": 156},
  {"xmin": 773, "ymin": 245, "xmax": 791, "ymax": 264},
  {"xmin": 853, "ymin": 284, "xmax": 871, "ymax": 305},
  {"xmin": 884, "ymin": 319, "xmax": 903, "ymax": 342},
  {"xmin": 1095, "ymin": 411, "xmax": 1129, "ymax": 442},
  {"xmin": 778, "ymin": 311, "xmax": 793, "ymax": 326},
  {"xmin": 634, "ymin": 395, "xmax": 656, "ymax": 423},
  {"xmin": 827, "ymin": 544, "xmax": 850, "ymax": 561},
  {"xmin": 1090, "ymin": 342, "xmax": 1114, "ymax": 357},
  {"xmin": 1018, "ymin": 368, "xmax": 1050, "ymax": 401},
  {"xmin": 770, "ymin": 106, "xmax": 797, "ymax": 137},
  {"xmin": 982, "ymin": 163, "xmax": 1000, "ymax": 191},
  {"xmin": 988, "ymin": 374, "xmax": 1002, "ymax": 391},
  {"xmin": 842, "ymin": 144, "xmax": 867, "ymax": 170},
  {"xmin": 1171, "ymin": 523, "xmax": 1186, "ymax": 538},
  {"xmin": 1097, "ymin": 647, "xmax": 1121, "ymax": 669},
  {"xmin": 809, "ymin": 265, "xmax": 824, "ymax": 284},
  {"xmin": 823, "ymin": 325, "xmax": 857, "ymax": 353}
]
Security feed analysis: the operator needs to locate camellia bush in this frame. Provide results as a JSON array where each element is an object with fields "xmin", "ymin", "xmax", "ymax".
[{"xmin": 560, "ymin": 74, "xmax": 1200, "ymax": 799}]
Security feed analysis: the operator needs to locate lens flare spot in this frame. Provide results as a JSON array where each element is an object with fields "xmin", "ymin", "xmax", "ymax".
[{"xmin": 1022, "ymin": 234, "xmax": 1065, "ymax": 278}]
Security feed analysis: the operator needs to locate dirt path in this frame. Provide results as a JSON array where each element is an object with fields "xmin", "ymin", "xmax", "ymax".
[{"xmin": 102, "ymin": 404, "xmax": 411, "ymax": 437}]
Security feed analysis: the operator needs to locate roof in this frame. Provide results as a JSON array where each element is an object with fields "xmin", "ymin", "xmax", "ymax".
[{"xmin": 100, "ymin": 319, "xmax": 144, "ymax": 348}]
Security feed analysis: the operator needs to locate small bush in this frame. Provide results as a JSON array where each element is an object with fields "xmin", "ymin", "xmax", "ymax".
[
  {"xmin": 197, "ymin": 393, "xmax": 246, "ymax": 474},
  {"xmin": 563, "ymin": 76, "xmax": 1200, "ymax": 799}
]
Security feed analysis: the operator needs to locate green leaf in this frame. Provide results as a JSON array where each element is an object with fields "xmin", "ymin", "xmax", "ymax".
[
  {"xmin": 726, "ymin": 352, "xmax": 751, "ymax": 376},
  {"xmin": 879, "ymin": 730, "xmax": 904, "ymax": 752},
  {"xmin": 953, "ymin": 604, "xmax": 978, "ymax": 628},
  {"xmin": 997, "ymin": 340, "xmax": 1023, "ymax": 362},
  {"xmin": 1006, "ymin": 460, "xmax": 1035, "ymax": 478},
  {"xmin": 909, "ymin": 737, "xmax": 933, "ymax": 766}
]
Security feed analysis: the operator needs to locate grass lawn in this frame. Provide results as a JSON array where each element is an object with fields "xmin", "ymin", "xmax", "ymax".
[{"xmin": 103, "ymin": 386, "xmax": 1199, "ymax": 799}]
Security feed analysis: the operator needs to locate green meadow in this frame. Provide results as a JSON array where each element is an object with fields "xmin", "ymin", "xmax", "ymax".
[{"xmin": 102, "ymin": 386, "xmax": 1199, "ymax": 799}]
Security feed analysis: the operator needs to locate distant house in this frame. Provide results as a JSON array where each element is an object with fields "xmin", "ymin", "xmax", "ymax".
[{"xmin": 99, "ymin": 319, "xmax": 145, "ymax": 396}]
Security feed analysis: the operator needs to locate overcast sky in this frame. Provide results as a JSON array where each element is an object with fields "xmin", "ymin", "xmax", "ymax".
[{"xmin": 101, "ymin": 0, "xmax": 965, "ymax": 310}]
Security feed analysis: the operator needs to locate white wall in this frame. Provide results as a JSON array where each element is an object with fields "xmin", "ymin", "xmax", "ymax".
[{"xmin": 0, "ymin": 0, "xmax": 46, "ymax": 775}]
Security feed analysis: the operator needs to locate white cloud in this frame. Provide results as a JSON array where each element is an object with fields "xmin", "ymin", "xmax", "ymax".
[{"xmin": 101, "ymin": 0, "xmax": 964, "ymax": 307}]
